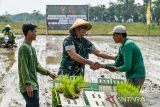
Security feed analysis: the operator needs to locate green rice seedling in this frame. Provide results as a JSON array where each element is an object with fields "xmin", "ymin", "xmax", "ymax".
[
  {"xmin": 56, "ymin": 84, "xmax": 64, "ymax": 93},
  {"xmin": 55, "ymin": 75, "xmax": 78, "ymax": 98},
  {"xmin": 51, "ymin": 87, "xmax": 58, "ymax": 107},
  {"xmin": 57, "ymin": 75, "xmax": 70, "ymax": 85},
  {"xmin": 116, "ymin": 82, "xmax": 142, "ymax": 103},
  {"xmin": 52, "ymin": 75, "xmax": 87, "ymax": 99},
  {"xmin": 55, "ymin": 75, "xmax": 70, "ymax": 93},
  {"xmin": 72, "ymin": 75, "xmax": 87, "ymax": 94},
  {"xmin": 63, "ymin": 83, "xmax": 78, "ymax": 98}
]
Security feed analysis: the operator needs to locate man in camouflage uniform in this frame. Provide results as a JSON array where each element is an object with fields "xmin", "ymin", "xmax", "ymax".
[{"xmin": 58, "ymin": 18, "xmax": 115, "ymax": 76}]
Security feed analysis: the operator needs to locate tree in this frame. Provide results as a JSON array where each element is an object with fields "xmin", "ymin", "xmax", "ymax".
[
  {"xmin": 152, "ymin": 0, "xmax": 160, "ymax": 22},
  {"xmin": 89, "ymin": 5, "xmax": 107, "ymax": 21},
  {"xmin": 0, "ymin": 16, "xmax": 13, "ymax": 22},
  {"xmin": 0, "ymin": 12, "xmax": 13, "ymax": 22},
  {"xmin": 116, "ymin": 0, "xmax": 135, "ymax": 21}
]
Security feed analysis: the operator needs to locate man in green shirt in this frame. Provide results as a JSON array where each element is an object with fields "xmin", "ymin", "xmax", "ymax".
[
  {"xmin": 58, "ymin": 18, "xmax": 115, "ymax": 76},
  {"xmin": 18, "ymin": 24, "xmax": 57, "ymax": 107},
  {"xmin": 97, "ymin": 25, "xmax": 145, "ymax": 90}
]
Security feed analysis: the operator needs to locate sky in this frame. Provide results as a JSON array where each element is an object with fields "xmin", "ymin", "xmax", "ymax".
[{"xmin": 0, "ymin": 0, "xmax": 143, "ymax": 15}]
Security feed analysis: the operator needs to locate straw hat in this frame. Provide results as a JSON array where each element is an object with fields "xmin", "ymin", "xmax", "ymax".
[
  {"xmin": 69, "ymin": 18, "xmax": 92, "ymax": 33},
  {"xmin": 5, "ymin": 24, "xmax": 11, "ymax": 28}
]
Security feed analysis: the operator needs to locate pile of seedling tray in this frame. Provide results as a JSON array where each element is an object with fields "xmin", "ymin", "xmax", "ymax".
[{"xmin": 52, "ymin": 76, "xmax": 124, "ymax": 107}]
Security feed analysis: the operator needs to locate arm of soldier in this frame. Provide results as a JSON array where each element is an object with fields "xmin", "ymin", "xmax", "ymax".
[
  {"xmin": 92, "ymin": 49, "xmax": 116, "ymax": 60},
  {"xmin": 67, "ymin": 49, "xmax": 95, "ymax": 67},
  {"xmin": 86, "ymin": 40, "xmax": 115, "ymax": 60},
  {"xmin": 64, "ymin": 38, "xmax": 96, "ymax": 68}
]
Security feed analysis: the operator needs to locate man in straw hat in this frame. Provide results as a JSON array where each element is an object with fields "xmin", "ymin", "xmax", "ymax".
[
  {"xmin": 2, "ymin": 24, "xmax": 16, "ymax": 45},
  {"xmin": 95, "ymin": 25, "xmax": 145, "ymax": 90},
  {"xmin": 58, "ymin": 18, "xmax": 115, "ymax": 76}
]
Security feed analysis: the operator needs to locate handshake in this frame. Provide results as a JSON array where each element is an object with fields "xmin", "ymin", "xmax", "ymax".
[
  {"xmin": 89, "ymin": 62, "xmax": 103, "ymax": 70},
  {"xmin": 88, "ymin": 61, "xmax": 117, "ymax": 72}
]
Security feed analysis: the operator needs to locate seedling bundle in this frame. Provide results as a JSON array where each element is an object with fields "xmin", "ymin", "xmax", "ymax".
[
  {"xmin": 51, "ymin": 75, "xmax": 128, "ymax": 107},
  {"xmin": 116, "ymin": 82, "xmax": 143, "ymax": 107}
]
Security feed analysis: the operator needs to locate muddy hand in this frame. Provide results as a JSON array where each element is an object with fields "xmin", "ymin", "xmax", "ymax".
[
  {"xmin": 109, "ymin": 66, "xmax": 117, "ymax": 72},
  {"xmin": 49, "ymin": 72, "xmax": 57, "ymax": 79},
  {"xmin": 90, "ymin": 62, "xmax": 100, "ymax": 70}
]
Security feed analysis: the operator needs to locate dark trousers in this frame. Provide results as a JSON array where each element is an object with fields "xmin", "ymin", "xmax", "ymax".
[
  {"xmin": 22, "ymin": 90, "xmax": 39, "ymax": 107},
  {"xmin": 127, "ymin": 78, "xmax": 145, "ymax": 90}
]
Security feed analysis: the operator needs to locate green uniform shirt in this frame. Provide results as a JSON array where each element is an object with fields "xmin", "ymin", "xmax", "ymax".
[
  {"xmin": 107, "ymin": 38, "xmax": 145, "ymax": 79},
  {"xmin": 59, "ymin": 33, "xmax": 96, "ymax": 76},
  {"xmin": 18, "ymin": 41, "xmax": 49, "ymax": 92}
]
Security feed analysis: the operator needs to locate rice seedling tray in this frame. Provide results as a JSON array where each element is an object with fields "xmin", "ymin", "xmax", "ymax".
[{"xmin": 52, "ymin": 77, "xmax": 124, "ymax": 107}]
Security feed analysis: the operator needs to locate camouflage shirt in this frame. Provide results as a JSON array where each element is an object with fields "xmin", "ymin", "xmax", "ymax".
[{"xmin": 59, "ymin": 33, "xmax": 96, "ymax": 76}]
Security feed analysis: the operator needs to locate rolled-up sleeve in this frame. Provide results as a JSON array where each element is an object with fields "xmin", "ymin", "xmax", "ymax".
[
  {"xmin": 90, "ymin": 45, "xmax": 96, "ymax": 52},
  {"xmin": 85, "ymin": 39, "xmax": 96, "ymax": 53},
  {"xmin": 65, "ymin": 45, "xmax": 75, "ymax": 51},
  {"xmin": 64, "ymin": 38, "xmax": 75, "ymax": 51}
]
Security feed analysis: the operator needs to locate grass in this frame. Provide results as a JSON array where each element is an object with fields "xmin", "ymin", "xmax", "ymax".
[{"xmin": 0, "ymin": 21, "xmax": 160, "ymax": 36}]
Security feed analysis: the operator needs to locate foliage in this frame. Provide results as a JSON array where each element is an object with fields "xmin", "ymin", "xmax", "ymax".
[
  {"xmin": 89, "ymin": 0, "xmax": 160, "ymax": 23},
  {"xmin": 0, "ymin": 22, "xmax": 160, "ymax": 36},
  {"xmin": 116, "ymin": 82, "xmax": 142, "ymax": 103},
  {"xmin": 72, "ymin": 76, "xmax": 87, "ymax": 94},
  {"xmin": 152, "ymin": 0, "xmax": 160, "ymax": 22},
  {"xmin": 0, "ymin": 10, "xmax": 45, "ymax": 22},
  {"xmin": 1, "ymin": 1, "xmax": 160, "ymax": 23},
  {"xmin": 52, "ymin": 75, "xmax": 87, "ymax": 99},
  {"xmin": 0, "ymin": 16, "xmax": 13, "ymax": 22},
  {"xmin": 51, "ymin": 87, "xmax": 58, "ymax": 107},
  {"xmin": 11, "ymin": 11, "xmax": 44, "ymax": 22}
]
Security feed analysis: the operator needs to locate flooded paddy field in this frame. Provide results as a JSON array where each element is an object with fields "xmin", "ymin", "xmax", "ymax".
[{"xmin": 0, "ymin": 35, "xmax": 160, "ymax": 107}]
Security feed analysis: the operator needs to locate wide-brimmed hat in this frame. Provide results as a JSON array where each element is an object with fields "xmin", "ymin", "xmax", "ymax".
[
  {"xmin": 5, "ymin": 24, "xmax": 11, "ymax": 28},
  {"xmin": 112, "ymin": 25, "xmax": 126, "ymax": 33},
  {"xmin": 69, "ymin": 18, "xmax": 92, "ymax": 33}
]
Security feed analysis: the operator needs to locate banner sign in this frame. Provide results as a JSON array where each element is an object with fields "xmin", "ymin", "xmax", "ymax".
[{"xmin": 46, "ymin": 5, "xmax": 88, "ymax": 30}]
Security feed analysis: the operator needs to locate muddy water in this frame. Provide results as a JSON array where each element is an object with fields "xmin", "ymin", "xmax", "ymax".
[
  {"xmin": 0, "ymin": 49, "xmax": 16, "ymax": 72},
  {"xmin": 0, "ymin": 35, "xmax": 160, "ymax": 107}
]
